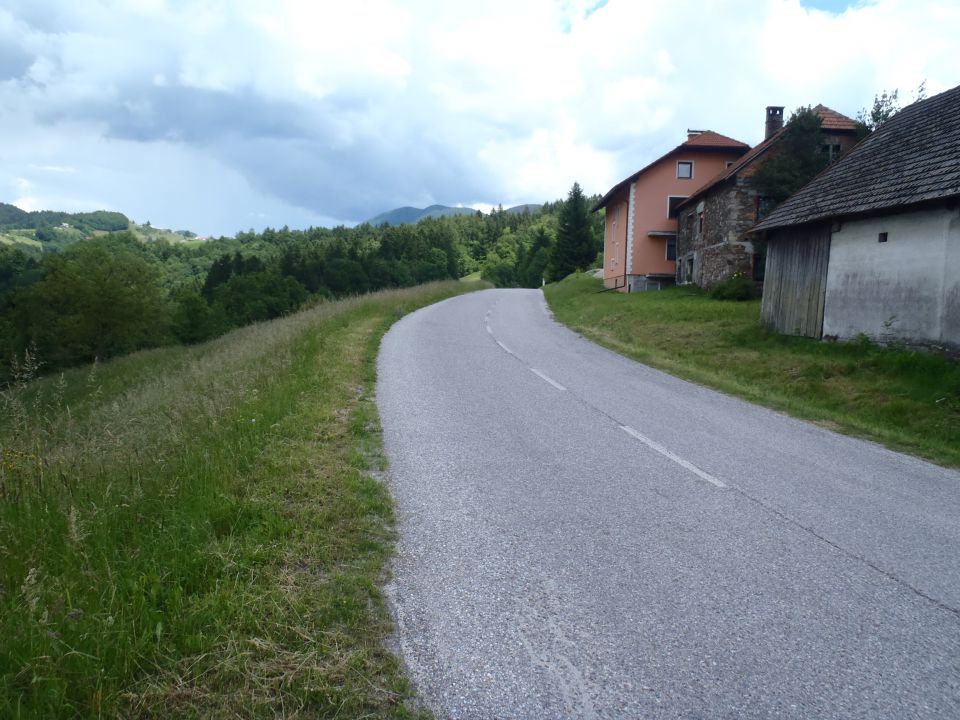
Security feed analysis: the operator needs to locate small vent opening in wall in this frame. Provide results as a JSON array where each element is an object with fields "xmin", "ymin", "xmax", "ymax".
[{"xmin": 878, "ymin": 232, "xmax": 888, "ymax": 243}]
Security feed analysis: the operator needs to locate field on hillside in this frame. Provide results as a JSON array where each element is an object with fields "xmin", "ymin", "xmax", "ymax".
[
  {"xmin": 0, "ymin": 231, "xmax": 43, "ymax": 252},
  {"xmin": 1, "ymin": 222, "xmax": 206, "ymax": 256},
  {"xmin": 0, "ymin": 281, "xmax": 485, "ymax": 718},
  {"xmin": 129, "ymin": 223, "xmax": 209, "ymax": 244},
  {"xmin": 545, "ymin": 274, "xmax": 960, "ymax": 467}
]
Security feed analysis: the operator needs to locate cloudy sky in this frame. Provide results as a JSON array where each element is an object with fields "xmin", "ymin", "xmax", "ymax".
[{"xmin": 1, "ymin": 0, "xmax": 957, "ymax": 236}]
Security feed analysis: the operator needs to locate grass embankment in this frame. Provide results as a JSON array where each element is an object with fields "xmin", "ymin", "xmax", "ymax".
[
  {"xmin": 1, "ymin": 280, "xmax": 486, "ymax": 718},
  {"xmin": 545, "ymin": 274, "xmax": 960, "ymax": 467}
]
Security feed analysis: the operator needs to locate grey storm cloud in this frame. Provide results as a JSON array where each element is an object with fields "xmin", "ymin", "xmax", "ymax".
[
  {"xmin": 41, "ymin": 85, "xmax": 310, "ymax": 144},
  {"xmin": 218, "ymin": 125, "xmax": 491, "ymax": 223}
]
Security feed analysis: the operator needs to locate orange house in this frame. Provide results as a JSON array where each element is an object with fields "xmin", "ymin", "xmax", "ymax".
[{"xmin": 594, "ymin": 131, "xmax": 750, "ymax": 291}]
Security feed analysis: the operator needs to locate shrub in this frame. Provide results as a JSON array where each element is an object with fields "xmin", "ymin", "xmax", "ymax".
[
  {"xmin": 481, "ymin": 262, "xmax": 517, "ymax": 287},
  {"xmin": 710, "ymin": 272, "xmax": 758, "ymax": 301}
]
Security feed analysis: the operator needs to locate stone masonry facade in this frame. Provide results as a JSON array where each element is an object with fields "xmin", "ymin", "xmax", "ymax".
[
  {"xmin": 675, "ymin": 106, "xmax": 859, "ymax": 289},
  {"xmin": 675, "ymin": 173, "xmax": 760, "ymax": 288}
]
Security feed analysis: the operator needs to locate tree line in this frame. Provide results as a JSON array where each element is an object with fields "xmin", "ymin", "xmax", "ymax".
[{"xmin": 0, "ymin": 185, "xmax": 602, "ymax": 383}]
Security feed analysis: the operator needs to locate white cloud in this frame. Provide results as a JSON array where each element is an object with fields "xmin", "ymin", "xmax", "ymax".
[{"xmin": 0, "ymin": 0, "xmax": 957, "ymax": 234}]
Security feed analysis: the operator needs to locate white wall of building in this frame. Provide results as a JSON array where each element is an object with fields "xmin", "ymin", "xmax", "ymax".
[{"xmin": 823, "ymin": 206, "xmax": 960, "ymax": 348}]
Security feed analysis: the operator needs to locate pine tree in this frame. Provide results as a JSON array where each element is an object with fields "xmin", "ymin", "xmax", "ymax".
[
  {"xmin": 751, "ymin": 107, "xmax": 827, "ymax": 206},
  {"xmin": 547, "ymin": 182, "xmax": 595, "ymax": 281}
]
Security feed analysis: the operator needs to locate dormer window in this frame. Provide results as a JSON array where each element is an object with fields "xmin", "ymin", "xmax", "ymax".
[
  {"xmin": 821, "ymin": 144, "xmax": 842, "ymax": 162},
  {"xmin": 677, "ymin": 161, "xmax": 693, "ymax": 179}
]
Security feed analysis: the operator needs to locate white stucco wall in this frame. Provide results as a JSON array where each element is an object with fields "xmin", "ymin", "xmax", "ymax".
[{"xmin": 823, "ymin": 206, "xmax": 960, "ymax": 348}]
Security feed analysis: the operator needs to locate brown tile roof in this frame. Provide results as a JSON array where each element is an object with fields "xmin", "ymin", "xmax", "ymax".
[
  {"xmin": 753, "ymin": 85, "xmax": 960, "ymax": 232},
  {"xmin": 685, "ymin": 130, "xmax": 753, "ymax": 147},
  {"xmin": 676, "ymin": 105, "xmax": 859, "ymax": 212},
  {"xmin": 811, "ymin": 104, "xmax": 859, "ymax": 131},
  {"xmin": 592, "ymin": 131, "xmax": 749, "ymax": 211}
]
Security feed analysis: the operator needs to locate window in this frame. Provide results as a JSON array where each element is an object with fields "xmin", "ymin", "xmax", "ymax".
[
  {"xmin": 878, "ymin": 232, "xmax": 888, "ymax": 243},
  {"xmin": 756, "ymin": 196, "xmax": 775, "ymax": 221},
  {"xmin": 821, "ymin": 143, "xmax": 843, "ymax": 162},
  {"xmin": 667, "ymin": 196, "xmax": 688, "ymax": 218},
  {"xmin": 677, "ymin": 161, "xmax": 693, "ymax": 179},
  {"xmin": 697, "ymin": 210, "xmax": 704, "ymax": 234},
  {"xmin": 666, "ymin": 238, "xmax": 677, "ymax": 261}
]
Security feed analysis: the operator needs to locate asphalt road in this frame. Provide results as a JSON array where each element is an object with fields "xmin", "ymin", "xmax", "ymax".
[{"xmin": 377, "ymin": 288, "xmax": 960, "ymax": 719}]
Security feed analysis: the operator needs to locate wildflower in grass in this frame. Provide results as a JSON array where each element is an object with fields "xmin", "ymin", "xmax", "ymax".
[
  {"xmin": 68, "ymin": 505, "xmax": 85, "ymax": 544},
  {"xmin": 20, "ymin": 566, "xmax": 41, "ymax": 612}
]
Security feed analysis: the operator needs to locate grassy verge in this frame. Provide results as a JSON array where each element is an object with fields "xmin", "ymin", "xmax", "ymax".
[
  {"xmin": 545, "ymin": 274, "xmax": 960, "ymax": 467},
  {"xmin": 0, "ymin": 280, "xmax": 487, "ymax": 718}
]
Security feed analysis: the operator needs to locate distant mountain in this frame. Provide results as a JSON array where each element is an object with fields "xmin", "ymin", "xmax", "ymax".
[
  {"xmin": 504, "ymin": 203, "xmax": 542, "ymax": 215},
  {"xmin": 365, "ymin": 206, "xmax": 426, "ymax": 226},
  {"xmin": 365, "ymin": 204, "xmax": 477, "ymax": 226},
  {"xmin": 365, "ymin": 202, "xmax": 543, "ymax": 226}
]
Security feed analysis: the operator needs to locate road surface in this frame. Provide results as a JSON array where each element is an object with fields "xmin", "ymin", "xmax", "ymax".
[{"xmin": 377, "ymin": 288, "xmax": 960, "ymax": 719}]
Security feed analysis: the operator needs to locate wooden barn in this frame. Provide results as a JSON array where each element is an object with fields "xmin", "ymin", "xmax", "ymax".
[{"xmin": 752, "ymin": 84, "xmax": 960, "ymax": 350}]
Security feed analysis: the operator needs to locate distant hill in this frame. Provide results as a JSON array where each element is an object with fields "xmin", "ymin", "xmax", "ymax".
[
  {"xmin": 505, "ymin": 204, "xmax": 542, "ymax": 215},
  {"xmin": 365, "ymin": 203, "xmax": 543, "ymax": 226},
  {"xmin": 365, "ymin": 204, "xmax": 477, "ymax": 226},
  {"xmin": 0, "ymin": 202, "xmax": 210, "ymax": 255},
  {"xmin": 0, "ymin": 202, "xmax": 129, "ymax": 233}
]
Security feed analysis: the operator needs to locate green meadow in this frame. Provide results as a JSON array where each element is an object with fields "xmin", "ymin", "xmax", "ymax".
[
  {"xmin": 1, "ymin": 281, "xmax": 485, "ymax": 718},
  {"xmin": 545, "ymin": 274, "xmax": 960, "ymax": 467}
]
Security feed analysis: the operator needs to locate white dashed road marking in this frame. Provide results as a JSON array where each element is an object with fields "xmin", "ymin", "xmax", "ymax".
[
  {"xmin": 620, "ymin": 425, "xmax": 726, "ymax": 488},
  {"xmin": 530, "ymin": 368, "xmax": 566, "ymax": 391}
]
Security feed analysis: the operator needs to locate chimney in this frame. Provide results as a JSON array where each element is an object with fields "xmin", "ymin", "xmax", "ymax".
[
  {"xmin": 765, "ymin": 106, "xmax": 784, "ymax": 139},
  {"xmin": 686, "ymin": 129, "xmax": 705, "ymax": 141}
]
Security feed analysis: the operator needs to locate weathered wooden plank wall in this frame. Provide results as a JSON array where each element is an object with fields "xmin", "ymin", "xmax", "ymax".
[{"xmin": 760, "ymin": 223, "xmax": 831, "ymax": 338}]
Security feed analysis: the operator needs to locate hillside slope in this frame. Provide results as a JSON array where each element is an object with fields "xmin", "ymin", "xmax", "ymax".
[{"xmin": 0, "ymin": 279, "xmax": 486, "ymax": 718}]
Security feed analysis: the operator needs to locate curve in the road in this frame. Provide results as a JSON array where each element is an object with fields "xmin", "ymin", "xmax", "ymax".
[{"xmin": 378, "ymin": 288, "xmax": 960, "ymax": 720}]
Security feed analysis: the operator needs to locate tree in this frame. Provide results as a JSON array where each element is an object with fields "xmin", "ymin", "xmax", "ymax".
[
  {"xmin": 751, "ymin": 107, "xmax": 828, "ymax": 207},
  {"xmin": 211, "ymin": 271, "xmax": 307, "ymax": 326},
  {"xmin": 6, "ymin": 239, "xmax": 170, "ymax": 368},
  {"xmin": 547, "ymin": 182, "xmax": 596, "ymax": 281},
  {"xmin": 516, "ymin": 225, "xmax": 553, "ymax": 288},
  {"xmin": 171, "ymin": 287, "xmax": 227, "ymax": 344},
  {"xmin": 856, "ymin": 81, "xmax": 926, "ymax": 137}
]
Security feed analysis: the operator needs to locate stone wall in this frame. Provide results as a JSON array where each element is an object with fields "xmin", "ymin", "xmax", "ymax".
[{"xmin": 676, "ymin": 178, "xmax": 758, "ymax": 288}]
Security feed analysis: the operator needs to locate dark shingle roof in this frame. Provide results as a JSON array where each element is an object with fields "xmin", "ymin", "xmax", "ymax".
[
  {"xmin": 753, "ymin": 84, "xmax": 960, "ymax": 232},
  {"xmin": 677, "ymin": 105, "xmax": 857, "ymax": 212},
  {"xmin": 592, "ymin": 131, "xmax": 749, "ymax": 212}
]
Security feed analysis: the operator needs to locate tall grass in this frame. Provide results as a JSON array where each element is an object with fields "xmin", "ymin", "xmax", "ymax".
[
  {"xmin": 0, "ymin": 281, "xmax": 484, "ymax": 718},
  {"xmin": 545, "ymin": 274, "xmax": 960, "ymax": 467}
]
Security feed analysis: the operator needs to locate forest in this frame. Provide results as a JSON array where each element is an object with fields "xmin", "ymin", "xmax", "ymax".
[{"xmin": 0, "ymin": 187, "xmax": 602, "ymax": 382}]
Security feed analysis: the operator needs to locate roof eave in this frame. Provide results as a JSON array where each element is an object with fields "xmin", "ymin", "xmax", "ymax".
[
  {"xmin": 751, "ymin": 194, "xmax": 960, "ymax": 235},
  {"xmin": 592, "ymin": 142, "xmax": 749, "ymax": 213}
]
